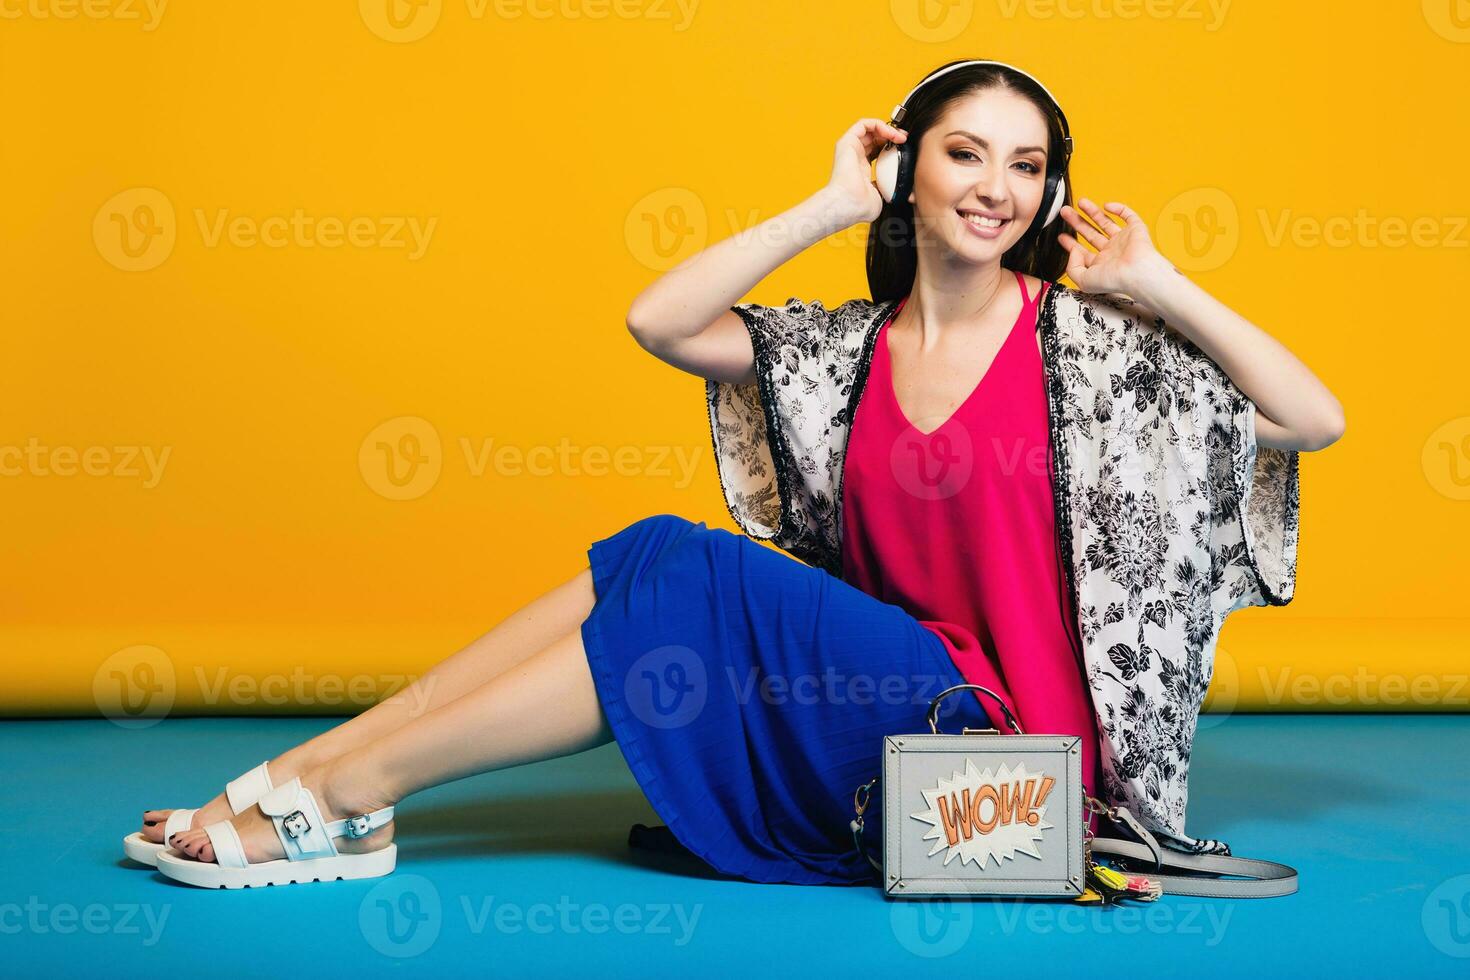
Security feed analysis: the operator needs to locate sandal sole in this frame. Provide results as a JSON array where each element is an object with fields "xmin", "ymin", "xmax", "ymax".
[
  {"xmin": 155, "ymin": 842, "xmax": 397, "ymax": 889},
  {"xmin": 121, "ymin": 832, "xmax": 169, "ymax": 867}
]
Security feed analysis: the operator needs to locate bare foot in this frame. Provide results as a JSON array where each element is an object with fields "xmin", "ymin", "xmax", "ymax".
[
  {"xmin": 167, "ymin": 762, "xmax": 395, "ymax": 865},
  {"xmin": 140, "ymin": 750, "xmax": 310, "ymax": 843},
  {"xmin": 141, "ymin": 793, "xmax": 235, "ymax": 844}
]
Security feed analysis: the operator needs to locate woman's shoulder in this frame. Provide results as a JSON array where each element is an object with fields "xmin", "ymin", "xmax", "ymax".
[
  {"xmin": 1045, "ymin": 282, "xmax": 1159, "ymax": 332},
  {"xmin": 731, "ymin": 295, "xmax": 897, "ymax": 346}
]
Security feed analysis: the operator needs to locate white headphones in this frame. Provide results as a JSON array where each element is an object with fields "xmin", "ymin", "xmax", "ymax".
[{"xmin": 873, "ymin": 60, "xmax": 1074, "ymax": 235}]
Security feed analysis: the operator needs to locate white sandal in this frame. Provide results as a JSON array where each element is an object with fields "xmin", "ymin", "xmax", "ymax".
[
  {"xmin": 154, "ymin": 776, "xmax": 396, "ymax": 889},
  {"xmin": 121, "ymin": 760, "xmax": 277, "ymax": 867}
]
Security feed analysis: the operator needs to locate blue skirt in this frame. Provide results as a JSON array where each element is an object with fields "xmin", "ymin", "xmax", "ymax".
[{"xmin": 579, "ymin": 513, "xmax": 993, "ymax": 885}]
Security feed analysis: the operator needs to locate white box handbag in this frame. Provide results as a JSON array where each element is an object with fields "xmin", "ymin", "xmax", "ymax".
[{"xmin": 851, "ymin": 684, "xmax": 1298, "ymax": 903}]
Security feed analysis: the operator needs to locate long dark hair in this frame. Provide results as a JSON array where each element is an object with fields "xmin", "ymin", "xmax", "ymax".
[{"xmin": 865, "ymin": 61, "xmax": 1073, "ymax": 303}]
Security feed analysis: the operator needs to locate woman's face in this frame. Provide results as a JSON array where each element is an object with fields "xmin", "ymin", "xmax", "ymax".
[{"xmin": 907, "ymin": 87, "xmax": 1051, "ymax": 263}]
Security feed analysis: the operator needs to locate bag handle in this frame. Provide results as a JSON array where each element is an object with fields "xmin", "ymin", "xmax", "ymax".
[{"xmin": 926, "ymin": 683, "xmax": 1024, "ymax": 735}]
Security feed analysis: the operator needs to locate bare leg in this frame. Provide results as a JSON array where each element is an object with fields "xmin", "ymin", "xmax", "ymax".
[
  {"xmin": 143, "ymin": 565, "xmax": 598, "ymax": 842},
  {"xmin": 170, "ymin": 625, "xmax": 611, "ymax": 864}
]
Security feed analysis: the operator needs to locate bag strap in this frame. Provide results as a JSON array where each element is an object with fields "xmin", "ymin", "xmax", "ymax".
[{"xmin": 1088, "ymin": 798, "xmax": 1298, "ymax": 899}]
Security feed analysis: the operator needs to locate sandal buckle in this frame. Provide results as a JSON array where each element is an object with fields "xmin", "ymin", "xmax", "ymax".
[
  {"xmin": 282, "ymin": 809, "xmax": 312, "ymax": 840},
  {"xmin": 345, "ymin": 814, "xmax": 371, "ymax": 838}
]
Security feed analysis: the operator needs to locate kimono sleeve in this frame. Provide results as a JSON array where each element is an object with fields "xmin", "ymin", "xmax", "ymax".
[
  {"xmin": 1142, "ymin": 302, "xmax": 1302, "ymax": 617},
  {"xmin": 703, "ymin": 297, "xmax": 839, "ymax": 571}
]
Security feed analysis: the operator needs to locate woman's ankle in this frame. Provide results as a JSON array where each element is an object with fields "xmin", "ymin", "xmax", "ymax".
[
  {"xmin": 317, "ymin": 751, "xmax": 403, "ymax": 818},
  {"xmin": 269, "ymin": 742, "xmax": 328, "ymax": 782}
]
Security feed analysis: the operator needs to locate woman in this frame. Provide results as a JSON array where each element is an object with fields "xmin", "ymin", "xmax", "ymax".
[{"xmin": 138, "ymin": 61, "xmax": 1343, "ymax": 888}]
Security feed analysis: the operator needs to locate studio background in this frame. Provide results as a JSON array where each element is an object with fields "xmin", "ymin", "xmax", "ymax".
[{"xmin": 2, "ymin": 1, "xmax": 1464, "ymax": 716}]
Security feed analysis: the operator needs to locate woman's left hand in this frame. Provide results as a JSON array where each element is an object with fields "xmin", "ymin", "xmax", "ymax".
[{"xmin": 1057, "ymin": 199, "xmax": 1175, "ymax": 297}]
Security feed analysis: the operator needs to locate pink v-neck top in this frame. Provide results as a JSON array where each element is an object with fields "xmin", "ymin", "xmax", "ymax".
[{"xmin": 839, "ymin": 270, "xmax": 1103, "ymax": 813}]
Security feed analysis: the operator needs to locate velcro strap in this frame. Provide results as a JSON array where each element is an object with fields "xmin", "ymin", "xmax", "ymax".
[
  {"xmin": 225, "ymin": 761, "xmax": 274, "ymax": 815},
  {"xmin": 162, "ymin": 808, "xmax": 197, "ymax": 842}
]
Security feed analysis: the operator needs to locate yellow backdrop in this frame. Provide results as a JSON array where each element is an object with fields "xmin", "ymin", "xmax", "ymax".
[{"xmin": 2, "ymin": 1, "xmax": 1465, "ymax": 718}]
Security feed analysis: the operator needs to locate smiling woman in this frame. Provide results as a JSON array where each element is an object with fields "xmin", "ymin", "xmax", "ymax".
[
  {"xmin": 133, "ymin": 58, "xmax": 1327, "ymax": 899},
  {"xmin": 693, "ymin": 59, "xmax": 1321, "ymax": 865}
]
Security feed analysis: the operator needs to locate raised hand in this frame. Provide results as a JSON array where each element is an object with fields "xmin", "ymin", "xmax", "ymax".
[
  {"xmin": 824, "ymin": 118, "xmax": 908, "ymax": 227},
  {"xmin": 1057, "ymin": 198, "xmax": 1176, "ymax": 297}
]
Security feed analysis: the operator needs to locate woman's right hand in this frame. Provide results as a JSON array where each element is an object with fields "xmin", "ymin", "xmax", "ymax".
[{"xmin": 823, "ymin": 118, "xmax": 908, "ymax": 228}]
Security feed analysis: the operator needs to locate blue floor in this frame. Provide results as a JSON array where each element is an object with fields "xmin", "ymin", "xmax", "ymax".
[{"xmin": 2, "ymin": 714, "xmax": 1467, "ymax": 977}]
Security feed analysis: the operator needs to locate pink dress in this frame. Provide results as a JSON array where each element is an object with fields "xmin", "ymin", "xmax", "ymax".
[{"xmin": 840, "ymin": 270, "xmax": 1103, "ymax": 825}]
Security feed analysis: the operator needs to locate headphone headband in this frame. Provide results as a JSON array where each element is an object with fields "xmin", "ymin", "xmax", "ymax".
[{"xmin": 888, "ymin": 60, "xmax": 1072, "ymax": 163}]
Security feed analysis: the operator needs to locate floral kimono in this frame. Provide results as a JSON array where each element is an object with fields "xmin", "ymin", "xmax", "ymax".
[{"xmin": 703, "ymin": 281, "xmax": 1301, "ymax": 856}]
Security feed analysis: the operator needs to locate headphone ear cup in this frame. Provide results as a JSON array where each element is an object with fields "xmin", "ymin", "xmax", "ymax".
[
  {"xmin": 874, "ymin": 142, "xmax": 900, "ymax": 203},
  {"xmin": 1043, "ymin": 175, "xmax": 1067, "ymax": 229},
  {"xmin": 894, "ymin": 140, "xmax": 918, "ymax": 205}
]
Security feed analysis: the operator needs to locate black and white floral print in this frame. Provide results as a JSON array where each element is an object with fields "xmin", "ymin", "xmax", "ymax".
[{"xmin": 704, "ymin": 283, "xmax": 1301, "ymax": 856}]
